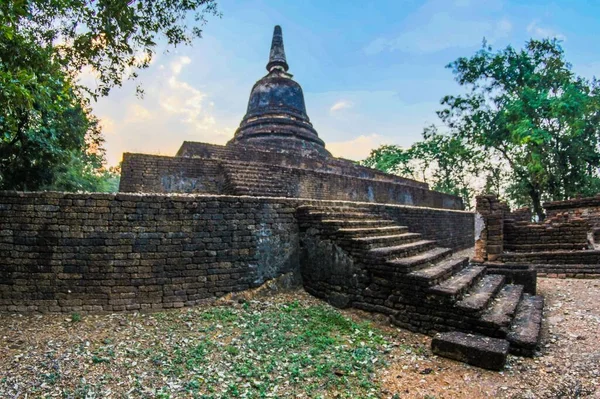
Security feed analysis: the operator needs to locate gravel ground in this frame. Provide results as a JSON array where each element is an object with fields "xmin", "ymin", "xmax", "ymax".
[
  {"xmin": 375, "ymin": 277, "xmax": 600, "ymax": 398},
  {"xmin": 0, "ymin": 278, "xmax": 599, "ymax": 398}
]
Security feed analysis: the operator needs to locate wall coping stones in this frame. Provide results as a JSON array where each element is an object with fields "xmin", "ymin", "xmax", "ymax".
[{"xmin": 0, "ymin": 191, "xmax": 474, "ymax": 214}]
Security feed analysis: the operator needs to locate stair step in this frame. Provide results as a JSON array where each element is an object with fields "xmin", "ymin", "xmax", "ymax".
[
  {"xmin": 431, "ymin": 331, "xmax": 509, "ymax": 371},
  {"xmin": 233, "ymin": 182, "xmax": 286, "ymax": 188},
  {"xmin": 307, "ymin": 211, "xmax": 379, "ymax": 220},
  {"xmin": 223, "ymin": 163, "xmax": 273, "ymax": 171},
  {"xmin": 456, "ymin": 274, "xmax": 506, "ymax": 312},
  {"xmin": 407, "ymin": 257, "xmax": 468, "ymax": 285},
  {"xmin": 428, "ymin": 266, "xmax": 486, "ymax": 297},
  {"xmin": 367, "ymin": 240, "xmax": 436, "ymax": 261},
  {"xmin": 337, "ymin": 225, "xmax": 409, "ymax": 237},
  {"xmin": 229, "ymin": 176, "xmax": 282, "ymax": 183},
  {"xmin": 507, "ymin": 294, "xmax": 544, "ymax": 356},
  {"xmin": 322, "ymin": 219, "xmax": 396, "ymax": 228},
  {"xmin": 234, "ymin": 186, "xmax": 287, "ymax": 193},
  {"xmin": 351, "ymin": 233, "xmax": 422, "ymax": 249},
  {"xmin": 298, "ymin": 206, "xmax": 373, "ymax": 213},
  {"xmin": 387, "ymin": 247, "xmax": 452, "ymax": 270},
  {"xmin": 480, "ymin": 284, "xmax": 524, "ymax": 330}
]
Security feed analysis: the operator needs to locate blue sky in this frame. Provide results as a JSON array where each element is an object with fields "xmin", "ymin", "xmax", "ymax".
[{"xmin": 91, "ymin": 0, "xmax": 600, "ymax": 166}]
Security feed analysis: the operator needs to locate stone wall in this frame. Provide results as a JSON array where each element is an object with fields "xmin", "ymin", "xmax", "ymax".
[
  {"xmin": 544, "ymin": 195, "xmax": 600, "ymax": 232},
  {"xmin": 504, "ymin": 218, "xmax": 589, "ymax": 252},
  {"xmin": 473, "ymin": 195, "xmax": 504, "ymax": 262},
  {"xmin": 501, "ymin": 252, "xmax": 600, "ymax": 278},
  {"xmin": 0, "ymin": 192, "xmax": 474, "ymax": 313},
  {"xmin": 120, "ymin": 152, "xmax": 464, "ymax": 210},
  {"xmin": 474, "ymin": 194, "xmax": 599, "ymax": 278},
  {"xmin": 0, "ymin": 192, "xmax": 299, "ymax": 313},
  {"xmin": 119, "ymin": 154, "xmax": 226, "ymax": 194},
  {"xmin": 176, "ymin": 141, "xmax": 428, "ymax": 188}
]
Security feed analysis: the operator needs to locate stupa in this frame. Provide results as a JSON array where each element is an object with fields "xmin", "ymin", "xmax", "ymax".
[
  {"xmin": 228, "ymin": 26, "xmax": 330, "ymax": 157},
  {"xmin": 119, "ymin": 26, "xmax": 463, "ymax": 211}
]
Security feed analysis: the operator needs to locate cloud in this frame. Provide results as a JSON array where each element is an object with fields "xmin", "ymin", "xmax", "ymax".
[
  {"xmin": 527, "ymin": 20, "xmax": 566, "ymax": 41},
  {"xmin": 363, "ymin": 0, "xmax": 511, "ymax": 55},
  {"xmin": 93, "ymin": 53, "xmax": 235, "ymax": 166},
  {"xmin": 330, "ymin": 100, "xmax": 353, "ymax": 113},
  {"xmin": 170, "ymin": 56, "xmax": 192, "ymax": 74},
  {"xmin": 125, "ymin": 103, "xmax": 152, "ymax": 123},
  {"xmin": 326, "ymin": 134, "xmax": 388, "ymax": 161}
]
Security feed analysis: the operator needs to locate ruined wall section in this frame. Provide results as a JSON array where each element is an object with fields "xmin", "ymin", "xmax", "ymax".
[
  {"xmin": 120, "ymin": 152, "xmax": 464, "ymax": 210},
  {"xmin": 474, "ymin": 194, "xmax": 600, "ymax": 278},
  {"xmin": 504, "ymin": 218, "xmax": 589, "ymax": 252},
  {"xmin": 119, "ymin": 154, "xmax": 226, "ymax": 194},
  {"xmin": 544, "ymin": 195, "xmax": 600, "ymax": 242},
  {"xmin": 176, "ymin": 141, "xmax": 428, "ymax": 188},
  {"xmin": 0, "ymin": 192, "xmax": 298, "ymax": 313},
  {"xmin": 0, "ymin": 192, "xmax": 474, "ymax": 313}
]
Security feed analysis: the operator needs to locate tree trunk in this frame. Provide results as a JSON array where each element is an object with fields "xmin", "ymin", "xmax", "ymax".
[{"xmin": 530, "ymin": 188, "xmax": 545, "ymax": 222}]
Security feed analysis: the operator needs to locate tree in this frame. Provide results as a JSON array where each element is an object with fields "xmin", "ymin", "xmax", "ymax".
[
  {"xmin": 3, "ymin": 0, "xmax": 219, "ymax": 98},
  {"xmin": 361, "ymin": 129, "xmax": 483, "ymax": 209},
  {"xmin": 439, "ymin": 39, "xmax": 600, "ymax": 220},
  {"xmin": 364, "ymin": 39, "xmax": 600, "ymax": 218},
  {"xmin": 0, "ymin": 0, "xmax": 219, "ymax": 191}
]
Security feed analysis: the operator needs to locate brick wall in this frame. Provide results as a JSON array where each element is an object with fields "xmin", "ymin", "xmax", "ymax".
[
  {"xmin": 544, "ymin": 195, "xmax": 600, "ymax": 231},
  {"xmin": 501, "ymin": 252, "xmax": 600, "ymax": 278},
  {"xmin": 473, "ymin": 195, "xmax": 505, "ymax": 262},
  {"xmin": 504, "ymin": 218, "xmax": 589, "ymax": 252},
  {"xmin": 0, "ymin": 192, "xmax": 474, "ymax": 313},
  {"xmin": 119, "ymin": 154, "xmax": 225, "ymax": 194},
  {"xmin": 0, "ymin": 192, "xmax": 299, "ymax": 313},
  {"xmin": 120, "ymin": 152, "xmax": 464, "ymax": 210},
  {"xmin": 176, "ymin": 141, "xmax": 428, "ymax": 188},
  {"xmin": 474, "ymin": 194, "xmax": 599, "ymax": 278}
]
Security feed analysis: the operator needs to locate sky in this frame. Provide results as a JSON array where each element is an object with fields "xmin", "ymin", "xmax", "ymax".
[{"xmin": 90, "ymin": 0, "xmax": 600, "ymax": 166}]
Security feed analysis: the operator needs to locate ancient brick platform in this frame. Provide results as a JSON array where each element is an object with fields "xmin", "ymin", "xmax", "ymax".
[
  {"xmin": 297, "ymin": 205, "xmax": 544, "ymax": 357},
  {"xmin": 0, "ymin": 192, "xmax": 473, "ymax": 314},
  {"xmin": 475, "ymin": 194, "xmax": 600, "ymax": 278}
]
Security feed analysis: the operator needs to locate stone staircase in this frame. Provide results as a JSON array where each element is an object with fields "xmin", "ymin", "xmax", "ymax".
[
  {"xmin": 298, "ymin": 205, "xmax": 544, "ymax": 358},
  {"xmin": 222, "ymin": 161, "xmax": 290, "ymax": 197}
]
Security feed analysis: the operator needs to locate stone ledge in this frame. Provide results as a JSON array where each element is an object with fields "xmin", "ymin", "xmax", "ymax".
[{"xmin": 431, "ymin": 331, "xmax": 509, "ymax": 371}]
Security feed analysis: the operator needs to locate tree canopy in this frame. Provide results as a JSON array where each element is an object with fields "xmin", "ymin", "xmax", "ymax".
[
  {"xmin": 363, "ymin": 39, "xmax": 600, "ymax": 218},
  {"xmin": 0, "ymin": 0, "xmax": 219, "ymax": 191}
]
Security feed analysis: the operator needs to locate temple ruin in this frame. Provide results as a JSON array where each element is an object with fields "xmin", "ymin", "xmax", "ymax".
[{"xmin": 0, "ymin": 26, "xmax": 547, "ymax": 370}]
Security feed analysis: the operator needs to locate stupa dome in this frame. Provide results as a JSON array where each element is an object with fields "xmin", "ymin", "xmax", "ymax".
[{"xmin": 227, "ymin": 26, "xmax": 331, "ymax": 157}]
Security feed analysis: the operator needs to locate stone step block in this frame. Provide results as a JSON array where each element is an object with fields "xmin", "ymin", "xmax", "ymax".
[
  {"xmin": 428, "ymin": 265, "xmax": 486, "ymax": 298},
  {"xmin": 407, "ymin": 257, "xmax": 469, "ymax": 286},
  {"xmin": 297, "ymin": 205, "xmax": 374, "ymax": 213},
  {"xmin": 455, "ymin": 274, "xmax": 506, "ymax": 313},
  {"xmin": 307, "ymin": 211, "xmax": 383, "ymax": 220},
  {"xmin": 507, "ymin": 294, "xmax": 544, "ymax": 356},
  {"xmin": 321, "ymin": 219, "xmax": 396, "ymax": 228},
  {"xmin": 337, "ymin": 225, "xmax": 409, "ymax": 238},
  {"xmin": 480, "ymin": 284, "xmax": 524, "ymax": 331},
  {"xmin": 350, "ymin": 232, "xmax": 422, "ymax": 249},
  {"xmin": 222, "ymin": 162, "xmax": 274, "ymax": 171},
  {"xmin": 431, "ymin": 331, "xmax": 509, "ymax": 371},
  {"xmin": 233, "ymin": 188, "xmax": 289, "ymax": 195},
  {"xmin": 367, "ymin": 239, "xmax": 436, "ymax": 261},
  {"xmin": 387, "ymin": 247, "xmax": 452, "ymax": 271},
  {"xmin": 228, "ymin": 175, "xmax": 284, "ymax": 184}
]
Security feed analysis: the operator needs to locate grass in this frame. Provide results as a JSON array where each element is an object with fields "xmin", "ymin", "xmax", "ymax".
[
  {"xmin": 0, "ymin": 297, "xmax": 392, "ymax": 398},
  {"xmin": 62, "ymin": 300, "xmax": 387, "ymax": 398},
  {"xmin": 140, "ymin": 301, "xmax": 388, "ymax": 398}
]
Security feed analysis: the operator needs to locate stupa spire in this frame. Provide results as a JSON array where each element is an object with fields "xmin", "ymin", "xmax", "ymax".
[{"xmin": 266, "ymin": 25, "xmax": 289, "ymax": 72}]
